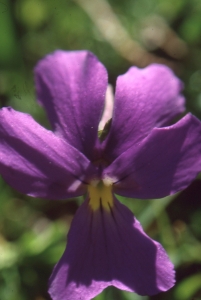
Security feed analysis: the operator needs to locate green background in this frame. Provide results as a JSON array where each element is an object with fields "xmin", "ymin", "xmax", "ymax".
[{"xmin": 0, "ymin": 0, "xmax": 201, "ymax": 299}]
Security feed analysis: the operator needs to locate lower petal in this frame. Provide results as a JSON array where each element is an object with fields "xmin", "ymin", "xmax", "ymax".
[{"xmin": 48, "ymin": 197, "xmax": 175, "ymax": 300}]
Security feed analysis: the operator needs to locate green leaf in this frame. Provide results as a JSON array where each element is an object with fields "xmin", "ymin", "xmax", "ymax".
[{"xmin": 174, "ymin": 273, "xmax": 201, "ymax": 300}]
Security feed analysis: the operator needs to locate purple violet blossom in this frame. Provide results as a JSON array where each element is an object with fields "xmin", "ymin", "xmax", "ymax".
[{"xmin": 0, "ymin": 50, "xmax": 201, "ymax": 300}]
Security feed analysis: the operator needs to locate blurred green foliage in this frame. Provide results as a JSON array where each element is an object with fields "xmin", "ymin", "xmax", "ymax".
[{"xmin": 0, "ymin": 0, "xmax": 201, "ymax": 299}]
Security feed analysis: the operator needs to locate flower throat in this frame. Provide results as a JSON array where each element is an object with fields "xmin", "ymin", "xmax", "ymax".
[{"xmin": 88, "ymin": 180, "xmax": 113, "ymax": 211}]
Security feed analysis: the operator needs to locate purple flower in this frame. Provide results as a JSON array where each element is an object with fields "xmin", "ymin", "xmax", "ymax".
[{"xmin": 0, "ymin": 50, "xmax": 201, "ymax": 300}]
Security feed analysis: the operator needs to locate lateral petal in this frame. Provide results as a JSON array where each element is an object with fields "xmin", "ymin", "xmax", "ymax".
[
  {"xmin": 0, "ymin": 108, "xmax": 96, "ymax": 199},
  {"xmin": 104, "ymin": 114, "xmax": 201, "ymax": 199},
  {"xmin": 49, "ymin": 197, "xmax": 174, "ymax": 300},
  {"xmin": 35, "ymin": 50, "xmax": 108, "ymax": 160},
  {"xmin": 103, "ymin": 64, "xmax": 185, "ymax": 162}
]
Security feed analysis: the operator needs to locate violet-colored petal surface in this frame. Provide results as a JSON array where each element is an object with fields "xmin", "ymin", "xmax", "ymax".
[
  {"xmin": 35, "ymin": 50, "xmax": 108, "ymax": 160},
  {"xmin": 0, "ymin": 108, "xmax": 96, "ymax": 199},
  {"xmin": 49, "ymin": 197, "xmax": 174, "ymax": 300},
  {"xmin": 103, "ymin": 64, "xmax": 185, "ymax": 162},
  {"xmin": 104, "ymin": 114, "xmax": 201, "ymax": 199}
]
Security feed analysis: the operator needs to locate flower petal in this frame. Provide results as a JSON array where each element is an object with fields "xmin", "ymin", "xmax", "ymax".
[
  {"xmin": 104, "ymin": 114, "xmax": 201, "ymax": 199},
  {"xmin": 49, "ymin": 197, "xmax": 174, "ymax": 300},
  {"xmin": 103, "ymin": 64, "xmax": 185, "ymax": 162},
  {"xmin": 34, "ymin": 50, "xmax": 108, "ymax": 160},
  {"xmin": 0, "ymin": 108, "xmax": 96, "ymax": 199}
]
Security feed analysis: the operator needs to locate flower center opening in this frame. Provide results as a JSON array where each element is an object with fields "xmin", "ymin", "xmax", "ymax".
[{"xmin": 88, "ymin": 180, "xmax": 113, "ymax": 211}]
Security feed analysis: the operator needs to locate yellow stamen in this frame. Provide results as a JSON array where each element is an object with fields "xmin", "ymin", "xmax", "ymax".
[{"xmin": 88, "ymin": 180, "xmax": 113, "ymax": 211}]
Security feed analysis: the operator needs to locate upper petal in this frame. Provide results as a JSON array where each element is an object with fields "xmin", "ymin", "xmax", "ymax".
[
  {"xmin": 49, "ymin": 197, "xmax": 174, "ymax": 300},
  {"xmin": 104, "ymin": 114, "xmax": 201, "ymax": 199},
  {"xmin": 103, "ymin": 64, "xmax": 185, "ymax": 162},
  {"xmin": 34, "ymin": 50, "xmax": 108, "ymax": 160},
  {"xmin": 0, "ymin": 108, "xmax": 96, "ymax": 199}
]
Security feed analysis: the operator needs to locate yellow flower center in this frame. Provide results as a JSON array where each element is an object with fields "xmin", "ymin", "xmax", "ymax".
[{"xmin": 88, "ymin": 180, "xmax": 114, "ymax": 211}]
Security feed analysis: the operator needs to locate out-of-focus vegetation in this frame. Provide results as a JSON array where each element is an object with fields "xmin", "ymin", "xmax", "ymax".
[{"xmin": 0, "ymin": 0, "xmax": 201, "ymax": 299}]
